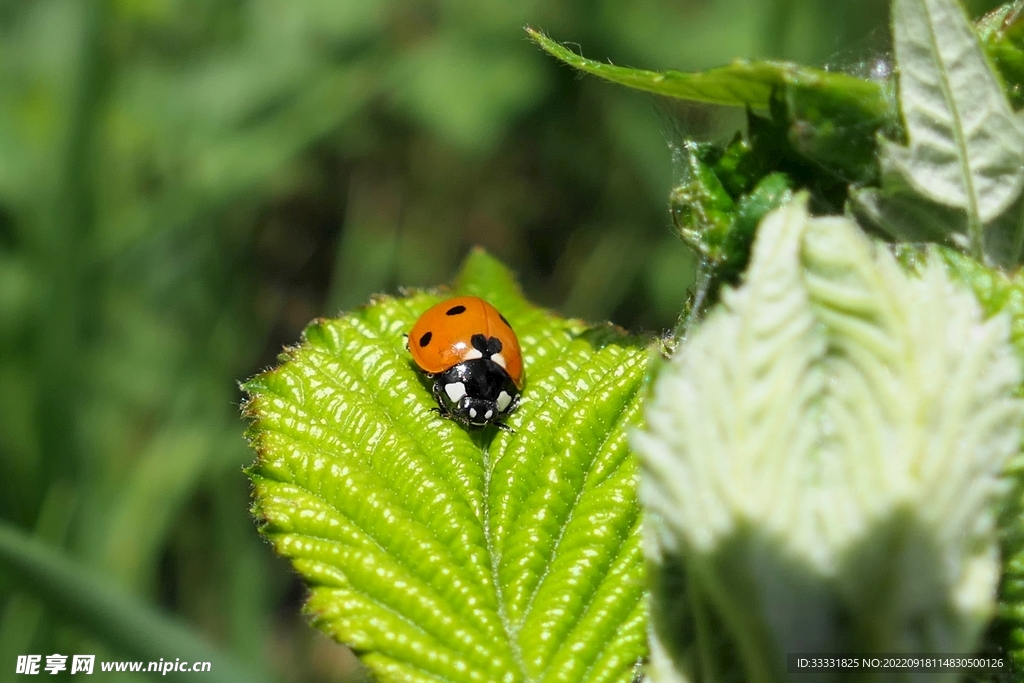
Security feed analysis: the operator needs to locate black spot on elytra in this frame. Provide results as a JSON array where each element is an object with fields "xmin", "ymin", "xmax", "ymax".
[
  {"xmin": 446, "ymin": 305, "xmax": 467, "ymax": 316},
  {"xmin": 419, "ymin": 331, "xmax": 433, "ymax": 347},
  {"xmin": 471, "ymin": 334, "xmax": 502, "ymax": 356}
]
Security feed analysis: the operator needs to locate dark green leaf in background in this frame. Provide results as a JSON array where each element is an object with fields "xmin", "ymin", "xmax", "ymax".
[
  {"xmin": 244, "ymin": 250, "xmax": 651, "ymax": 683},
  {"xmin": 527, "ymin": 27, "xmax": 898, "ymax": 185},
  {"xmin": 526, "ymin": 28, "xmax": 887, "ymax": 113}
]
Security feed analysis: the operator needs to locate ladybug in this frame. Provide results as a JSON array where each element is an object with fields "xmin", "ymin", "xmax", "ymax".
[{"xmin": 408, "ymin": 295, "xmax": 523, "ymax": 429}]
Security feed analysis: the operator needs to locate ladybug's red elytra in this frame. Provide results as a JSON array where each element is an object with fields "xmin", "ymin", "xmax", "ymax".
[{"xmin": 408, "ymin": 295, "xmax": 523, "ymax": 429}]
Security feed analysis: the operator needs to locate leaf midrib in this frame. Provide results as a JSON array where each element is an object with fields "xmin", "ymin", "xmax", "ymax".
[
  {"xmin": 483, "ymin": 438, "xmax": 530, "ymax": 683},
  {"xmin": 915, "ymin": 0, "xmax": 983, "ymax": 256},
  {"xmin": 478, "ymin": 326, "xmax": 592, "ymax": 683},
  {"xmin": 491, "ymin": 349, "xmax": 646, "ymax": 683},
  {"xmin": 514, "ymin": 359, "xmax": 645, "ymax": 635}
]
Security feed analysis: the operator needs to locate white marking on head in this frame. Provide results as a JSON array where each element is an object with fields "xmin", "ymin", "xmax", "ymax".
[
  {"xmin": 491, "ymin": 352, "xmax": 507, "ymax": 370},
  {"xmin": 497, "ymin": 391, "xmax": 512, "ymax": 412},
  {"xmin": 485, "ymin": 409, "xmax": 494, "ymax": 420},
  {"xmin": 462, "ymin": 348, "xmax": 483, "ymax": 361},
  {"xmin": 469, "ymin": 407, "xmax": 477, "ymax": 419},
  {"xmin": 444, "ymin": 382, "xmax": 467, "ymax": 403}
]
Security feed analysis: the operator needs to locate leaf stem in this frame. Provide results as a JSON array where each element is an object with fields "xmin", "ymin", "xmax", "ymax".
[{"xmin": 673, "ymin": 263, "xmax": 714, "ymax": 343}]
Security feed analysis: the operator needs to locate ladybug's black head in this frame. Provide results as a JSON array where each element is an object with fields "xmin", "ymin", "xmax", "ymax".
[{"xmin": 431, "ymin": 358, "xmax": 520, "ymax": 428}]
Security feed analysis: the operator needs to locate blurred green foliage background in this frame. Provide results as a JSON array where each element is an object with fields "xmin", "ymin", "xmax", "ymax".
[{"xmin": 0, "ymin": 0, "xmax": 1004, "ymax": 680}]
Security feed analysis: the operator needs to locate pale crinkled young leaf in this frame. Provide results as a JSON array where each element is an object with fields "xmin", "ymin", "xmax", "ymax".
[
  {"xmin": 244, "ymin": 250, "xmax": 649, "ymax": 683},
  {"xmin": 882, "ymin": 0, "xmax": 1024, "ymax": 251},
  {"xmin": 634, "ymin": 196, "xmax": 1024, "ymax": 683},
  {"xmin": 893, "ymin": 242, "xmax": 1024, "ymax": 671}
]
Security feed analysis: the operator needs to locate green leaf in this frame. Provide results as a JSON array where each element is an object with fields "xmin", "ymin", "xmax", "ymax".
[
  {"xmin": 882, "ymin": 0, "xmax": 1024, "ymax": 257},
  {"xmin": 669, "ymin": 141, "xmax": 737, "ymax": 265},
  {"xmin": 526, "ymin": 28, "xmax": 887, "ymax": 113},
  {"xmin": 978, "ymin": 0, "xmax": 1024, "ymax": 109},
  {"xmin": 717, "ymin": 172, "xmax": 793, "ymax": 282},
  {"xmin": 635, "ymin": 196, "xmax": 1024, "ymax": 683},
  {"xmin": 526, "ymin": 28, "xmax": 896, "ymax": 186},
  {"xmin": 0, "ymin": 521, "xmax": 269, "ymax": 683},
  {"xmin": 244, "ymin": 249, "xmax": 650, "ymax": 683}
]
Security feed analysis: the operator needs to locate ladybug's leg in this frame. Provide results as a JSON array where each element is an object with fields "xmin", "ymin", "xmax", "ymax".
[
  {"xmin": 494, "ymin": 396, "xmax": 520, "ymax": 433},
  {"xmin": 430, "ymin": 382, "xmax": 447, "ymax": 416},
  {"xmin": 492, "ymin": 420, "xmax": 515, "ymax": 433},
  {"xmin": 430, "ymin": 381, "xmax": 457, "ymax": 422}
]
